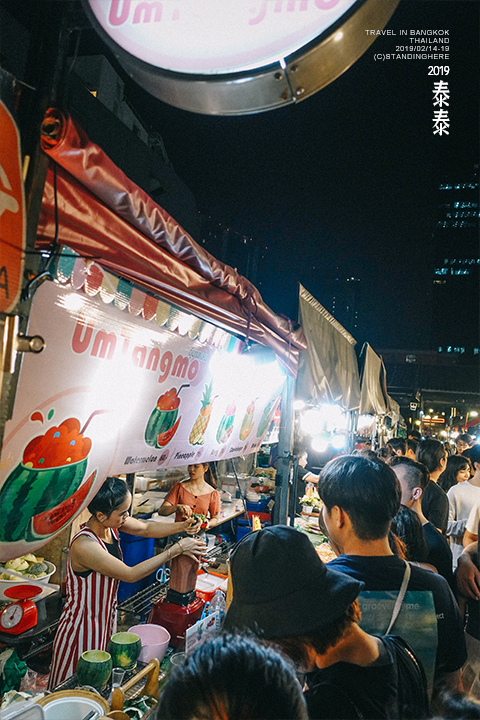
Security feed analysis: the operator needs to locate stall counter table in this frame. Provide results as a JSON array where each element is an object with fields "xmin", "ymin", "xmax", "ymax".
[{"xmin": 136, "ymin": 494, "xmax": 247, "ymax": 526}]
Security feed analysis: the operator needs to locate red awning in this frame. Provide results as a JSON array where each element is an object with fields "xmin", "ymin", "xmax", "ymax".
[{"xmin": 36, "ymin": 108, "xmax": 306, "ymax": 376}]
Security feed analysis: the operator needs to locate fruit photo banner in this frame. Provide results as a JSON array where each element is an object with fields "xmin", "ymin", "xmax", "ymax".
[{"xmin": 0, "ymin": 271, "xmax": 285, "ymax": 558}]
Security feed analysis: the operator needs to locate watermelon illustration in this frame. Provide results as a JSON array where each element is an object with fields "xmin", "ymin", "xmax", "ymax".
[
  {"xmin": 0, "ymin": 417, "xmax": 92, "ymax": 543},
  {"xmin": 29, "ymin": 470, "xmax": 96, "ymax": 540},
  {"xmin": 145, "ymin": 385, "xmax": 188, "ymax": 449}
]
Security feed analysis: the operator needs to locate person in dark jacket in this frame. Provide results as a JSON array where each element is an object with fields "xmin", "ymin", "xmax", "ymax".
[
  {"xmin": 416, "ymin": 439, "xmax": 449, "ymax": 534},
  {"xmin": 317, "ymin": 454, "xmax": 466, "ymax": 704},
  {"xmin": 389, "ymin": 456, "xmax": 454, "ymax": 590},
  {"xmin": 224, "ymin": 525, "xmax": 429, "ymax": 720}
]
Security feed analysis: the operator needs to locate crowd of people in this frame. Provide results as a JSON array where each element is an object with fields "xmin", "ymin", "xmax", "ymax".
[{"xmin": 154, "ymin": 430, "xmax": 480, "ymax": 720}]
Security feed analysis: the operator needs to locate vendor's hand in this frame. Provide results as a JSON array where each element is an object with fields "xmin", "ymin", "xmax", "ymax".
[
  {"xmin": 177, "ymin": 504, "xmax": 193, "ymax": 519},
  {"xmin": 176, "ymin": 537, "xmax": 207, "ymax": 561},
  {"xmin": 456, "ymin": 550, "xmax": 480, "ymax": 601},
  {"xmin": 185, "ymin": 518, "xmax": 202, "ymax": 535}
]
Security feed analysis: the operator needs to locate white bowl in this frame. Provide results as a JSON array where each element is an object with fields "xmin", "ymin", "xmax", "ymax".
[{"xmin": 0, "ymin": 561, "xmax": 56, "ymax": 601}]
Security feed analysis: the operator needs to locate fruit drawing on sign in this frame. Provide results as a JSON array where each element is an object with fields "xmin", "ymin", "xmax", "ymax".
[
  {"xmin": 189, "ymin": 381, "xmax": 217, "ymax": 445},
  {"xmin": 256, "ymin": 398, "xmax": 279, "ymax": 438},
  {"xmin": 0, "ymin": 411, "xmax": 98, "ymax": 543},
  {"xmin": 32, "ymin": 470, "xmax": 96, "ymax": 538},
  {"xmin": 216, "ymin": 403, "xmax": 236, "ymax": 445},
  {"xmin": 144, "ymin": 384, "xmax": 188, "ymax": 448},
  {"xmin": 239, "ymin": 400, "xmax": 256, "ymax": 441}
]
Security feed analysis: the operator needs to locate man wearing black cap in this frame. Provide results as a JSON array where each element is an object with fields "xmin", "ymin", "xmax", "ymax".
[
  {"xmin": 317, "ymin": 454, "xmax": 467, "ymax": 702},
  {"xmin": 224, "ymin": 525, "xmax": 429, "ymax": 720}
]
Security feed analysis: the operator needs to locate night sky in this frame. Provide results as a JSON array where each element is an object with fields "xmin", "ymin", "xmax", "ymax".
[{"xmin": 100, "ymin": 1, "xmax": 479, "ymax": 349}]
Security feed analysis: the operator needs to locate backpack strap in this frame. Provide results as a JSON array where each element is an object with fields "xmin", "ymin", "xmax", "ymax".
[{"xmin": 385, "ymin": 559, "xmax": 411, "ymax": 635}]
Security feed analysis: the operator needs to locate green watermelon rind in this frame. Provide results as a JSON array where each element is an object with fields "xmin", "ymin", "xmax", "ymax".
[
  {"xmin": 144, "ymin": 407, "xmax": 178, "ymax": 447},
  {"xmin": 0, "ymin": 458, "xmax": 88, "ymax": 543},
  {"xmin": 76, "ymin": 651, "xmax": 113, "ymax": 690},
  {"xmin": 107, "ymin": 633, "xmax": 142, "ymax": 670},
  {"xmin": 28, "ymin": 469, "xmax": 97, "ymax": 540}
]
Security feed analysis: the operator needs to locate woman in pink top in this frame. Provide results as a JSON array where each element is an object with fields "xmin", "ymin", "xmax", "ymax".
[{"xmin": 159, "ymin": 463, "xmax": 221, "ymax": 529}]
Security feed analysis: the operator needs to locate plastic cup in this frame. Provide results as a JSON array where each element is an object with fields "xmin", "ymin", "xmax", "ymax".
[
  {"xmin": 108, "ymin": 666, "xmax": 126, "ymax": 704},
  {"xmin": 170, "ymin": 652, "xmax": 186, "ymax": 668},
  {"xmin": 112, "ymin": 667, "xmax": 125, "ymax": 687}
]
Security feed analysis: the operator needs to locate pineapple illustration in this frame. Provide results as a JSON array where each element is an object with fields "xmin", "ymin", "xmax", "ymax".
[{"xmin": 189, "ymin": 382, "xmax": 215, "ymax": 445}]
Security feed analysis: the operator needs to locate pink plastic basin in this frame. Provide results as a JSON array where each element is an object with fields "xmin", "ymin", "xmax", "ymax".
[{"xmin": 128, "ymin": 623, "xmax": 171, "ymax": 663}]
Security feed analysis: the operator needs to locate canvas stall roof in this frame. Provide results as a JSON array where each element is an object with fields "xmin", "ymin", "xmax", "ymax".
[
  {"xmin": 359, "ymin": 343, "xmax": 389, "ymax": 416},
  {"xmin": 387, "ymin": 396, "xmax": 402, "ymax": 424},
  {"xmin": 296, "ymin": 284, "xmax": 360, "ymax": 411},
  {"xmin": 35, "ymin": 108, "xmax": 306, "ymax": 376}
]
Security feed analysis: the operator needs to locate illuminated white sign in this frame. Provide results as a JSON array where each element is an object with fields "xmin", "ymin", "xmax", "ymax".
[
  {"xmin": 87, "ymin": 0, "xmax": 357, "ymax": 74},
  {"xmin": 83, "ymin": 0, "xmax": 399, "ymax": 114}
]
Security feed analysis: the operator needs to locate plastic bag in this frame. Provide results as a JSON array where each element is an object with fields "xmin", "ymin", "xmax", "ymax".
[{"xmin": 0, "ymin": 649, "xmax": 27, "ymax": 695}]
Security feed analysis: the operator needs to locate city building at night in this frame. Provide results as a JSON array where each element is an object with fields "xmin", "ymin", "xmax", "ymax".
[
  {"xmin": 431, "ymin": 163, "xmax": 480, "ymax": 356},
  {"xmin": 198, "ymin": 215, "xmax": 267, "ymax": 290},
  {"xmin": 380, "ymin": 165, "xmax": 479, "ymax": 433},
  {"xmin": 378, "ymin": 347, "xmax": 479, "ymax": 438}
]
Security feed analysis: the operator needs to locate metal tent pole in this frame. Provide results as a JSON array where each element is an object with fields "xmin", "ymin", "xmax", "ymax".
[{"xmin": 272, "ymin": 374, "xmax": 294, "ymax": 526}]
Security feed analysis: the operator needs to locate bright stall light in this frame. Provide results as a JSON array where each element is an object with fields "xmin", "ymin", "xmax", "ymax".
[
  {"xmin": 59, "ymin": 291, "xmax": 86, "ymax": 314},
  {"xmin": 301, "ymin": 408, "xmax": 324, "ymax": 436},
  {"xmin": 331, "ymin": 434, "xmax": 346, "ymax": 450},
  {"xmin": 209, "ymin": 346, "xmax": 285, "ymax": 402},
  {"xmin": 358, "ymin": 414, "xmax": 376, "ymax": 432},
  {"xmin": 293, "ymin": 400, "xmax": 306, "ymax": 411},
  {"xmin": 299, "ymin": 403, "xmax": 347, "ymax": 437},
  {"xmin": 311, "ymin": 436, "xmax": 330, "ymax": 454}
]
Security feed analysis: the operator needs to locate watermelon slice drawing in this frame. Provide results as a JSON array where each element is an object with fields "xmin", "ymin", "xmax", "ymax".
[{"xmin": 29, "ymin": 470, "xmax": 97, "ymax": 540}]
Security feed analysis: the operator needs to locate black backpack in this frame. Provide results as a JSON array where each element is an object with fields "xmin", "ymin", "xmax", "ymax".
[{"xmin": 382, "ymin": 634, "xmax": 430, "ymax": 719}]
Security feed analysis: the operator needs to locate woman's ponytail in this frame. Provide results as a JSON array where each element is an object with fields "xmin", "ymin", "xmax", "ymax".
[{"xmin": 204, "ymin": 464, "xmax": 217, "ymax": 489}]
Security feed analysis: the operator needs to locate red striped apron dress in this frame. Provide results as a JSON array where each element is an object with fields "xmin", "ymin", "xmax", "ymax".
[{"xmin": 48, "ymin": 526, "xmax": 121, "ymax": 688}]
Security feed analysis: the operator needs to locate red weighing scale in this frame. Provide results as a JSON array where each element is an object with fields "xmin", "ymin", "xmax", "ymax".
[{"xmin": 0, "ymin": 585, "xmax": 42, "ymax": 634}]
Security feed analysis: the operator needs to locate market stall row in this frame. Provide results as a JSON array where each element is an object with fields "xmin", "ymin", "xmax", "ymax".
[{"xmin": 0, "ymin": 108, "xmax": 391, "ymax": 717}]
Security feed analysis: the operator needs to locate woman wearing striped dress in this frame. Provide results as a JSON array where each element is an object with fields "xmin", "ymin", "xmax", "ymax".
[{"xmin": 49, "ymin": 476, "xmax": 205, "ymax": 688}]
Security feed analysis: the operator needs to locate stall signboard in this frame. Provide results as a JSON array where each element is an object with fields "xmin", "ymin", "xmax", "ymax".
[
  {"xmin": 82, "ymin": 0, "xmax": 399, "ymax": 114},
  {"xmin": 0, "ymin": 100, "xmax": 25, "ymax": 313},
  {"xmin": 0, "ymin": 252, "xmax": 284, "ymax": 559},
  {"xmin": 85, "ymin": 0, "xmax": 358, "ymax": 74}
]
